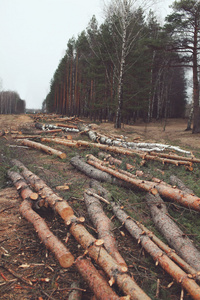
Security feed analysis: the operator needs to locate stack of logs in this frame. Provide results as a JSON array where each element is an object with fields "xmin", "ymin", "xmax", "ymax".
[{"xmin": 8, "ymin": 157, "xmax": 200, "ymax": 300}]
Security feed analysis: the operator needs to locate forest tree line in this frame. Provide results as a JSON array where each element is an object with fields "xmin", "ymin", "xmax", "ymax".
[
  {"xmin": 0, "ymin": 91, "xmax": 25, "ymax": 114},
  {"xmin": 44, "ymin": 0, "xmax": 198, "ymax": 128}
]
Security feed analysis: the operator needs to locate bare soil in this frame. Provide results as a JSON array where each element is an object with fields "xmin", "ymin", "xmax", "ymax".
[{"xmin": 0, "ymin": 114, "xmax": 200, "ymax": 300}]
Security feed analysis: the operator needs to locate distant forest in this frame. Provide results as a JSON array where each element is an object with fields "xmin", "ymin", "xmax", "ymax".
[
  {"xmin": 43, "ymin": 1, "xmax": 191, "ymax": 126},
  {"xmin": 0, "ymin": 91, "xmax": 25, "ymax": 114}
]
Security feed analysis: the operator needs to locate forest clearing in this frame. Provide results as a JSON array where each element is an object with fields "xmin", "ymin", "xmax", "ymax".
[{"xmin": 1, "ymin": 114, "xmax": 200, "ymax": 300}]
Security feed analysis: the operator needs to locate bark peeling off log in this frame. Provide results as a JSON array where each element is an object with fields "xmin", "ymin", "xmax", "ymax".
[
  {"xmin": 84, "ymin": 188, "xmax": 127, "ymax": 268},
  {"xmin": 145, "ymin": 192, "xmax": 200, "ymax": 272}
]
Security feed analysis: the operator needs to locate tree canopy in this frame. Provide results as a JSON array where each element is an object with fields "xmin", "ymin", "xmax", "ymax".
[{"xmin": 44, "ymin": 0, "xmax": 188, "ymax": 127}]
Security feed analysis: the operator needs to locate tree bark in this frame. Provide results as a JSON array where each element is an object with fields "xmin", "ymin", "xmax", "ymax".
[
  {"xmin": 89, "ymin": 180, "xmax": 199, "ymax": 277},
  {"xmin": 192, "ymin": 20, "xmax": 200, "ymax": 134},
  {"xmin": 41, "ymin": 137, "xmax": 194, "ymax": 167},
  {"xmin": 11, "ymin": 159, "xmax": 150, "ymax": 300},
  {"xmin": 7, "ymin": 169, "xmax": 74, "ymax": 268},
  {"xmin": 136, "ymin": 222, "xmax": 198, "ymax": 278},
  {"xmin": 111, "ymin": 202, "xmax": 200, "ymax": 300},
  {"xmin": 84, "ymin": 188, "xmax": 127, "ymax": 268},
  {"xmin": 75, "ymin": 257, "xmax": 120, "ymax": 300},
  {"xmin": 86, "ymin": 155, "xmax": 200, "ymax": 212},
  {"xmin": 71, "ymin": 156, "xmax": 115, "ymax": 183},
  {"xmin": 170, "ymin": 175, "xmax": 194, "ymax": 194},
  {"xmin": 145, "ymin": 192, "xmax": 200, "ymax": 272},
  {"xmin": 18, "ymin": 139, "xmax": 67, "ymax": 159}
]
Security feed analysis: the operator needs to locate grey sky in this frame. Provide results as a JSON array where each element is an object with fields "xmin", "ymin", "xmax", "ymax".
[{"xmin": 0, "ymin": 0, "xmax": 173, "ymax": 109}]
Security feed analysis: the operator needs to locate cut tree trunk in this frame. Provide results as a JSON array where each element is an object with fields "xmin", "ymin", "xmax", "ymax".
[
  {"xmin": 7, "ymin": 169, "xmax": 74, "ymax": 268},
  {"xmin": 56, "ymin": 123, "xmax": 78, "ymax": 129},
  {"xmin": 13, "ymin": 135, "xmax": 42, "ymax": 139},
  {"xmin": 35, "ymin": 122, "xmax": 79, "ymax": 133},
  {"xmin": 111, "ymin": 202, "xmax": 200, "ymax": 300},
  {"xmin": 136, "ymin": 222, "xmax": 199, "ymax": 278},
  {"xmin": 145, "ymin": 192, "xmax": 200, "ymax": 272},
  {"xmin": 78, "ymin": 123, "xmax": 191, "ymax": 155},
  {"xmin": 84, "ymin": 188, "xmax": 127, "ymax": 268},
  {"xmin": 11, "ymin": 159, "xmax": 150, "ymax": 300},
  {"xmin": 18, "ymin": 139, "xmax": 67, "ymax": 159},
  {"xmin": 170, "ymin": 175, "xmax": 194, "ymax": 194},
  {"xmin": 71, "ymin": 156, "xmax": 117, "ymax": 184},
  {"xmin": 86, "ymin": 155, "xmax": 200, "ymax": 212},
  {"xmin": 89, "ymin": 180, "xmax": 199, "ymax": 279},
  {"xmin": 75, "ymin": 257, "xmax": 120, "ymax": 300},
  {"xmin": 40, "ymin": 137, "xmax": 194, "ymax": 167},
  {"xmin": 150, "ymin": 151, "xmax": 200, "ymax": 164},
  {"xmin": 93, "ymin": 153, "xmax": 170, "ymax": 186},
  {"xmin": 36, "ymin": 129, "xmax": 62, "ymax": 134},
  {"xmin": 98, "ymin": 152, "xmax": 134, "ymax": 170}
]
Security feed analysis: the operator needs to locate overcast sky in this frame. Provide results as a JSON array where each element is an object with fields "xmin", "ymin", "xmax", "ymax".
[{"xmin": 0, "ymin": 0, "xmax": 173, "ymax": 109}]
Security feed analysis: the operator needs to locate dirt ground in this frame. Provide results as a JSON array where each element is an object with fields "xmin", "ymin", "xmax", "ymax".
[{"xmin": 0, "ymin": 114, "xmax": 200, "ymax": 300}]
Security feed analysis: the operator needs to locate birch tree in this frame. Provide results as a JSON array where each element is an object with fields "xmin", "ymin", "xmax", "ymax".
[{"xmin": 104, "ymin": 0, "xmax": 155, "ymax": 128}]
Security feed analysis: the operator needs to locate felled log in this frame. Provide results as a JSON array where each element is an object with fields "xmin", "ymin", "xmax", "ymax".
[
  {"xmin": 56, "ymin": 123, "xmax": 78, "ymax": 129},
  {"xmin": 7, "ymin": 169, "xmax": 74, "ymax": 268},
  {"xmin": 71, "ymin": 156, "xmax": 118, "ymax": 184},
  {"xmin": 78, "ymin": 123, "xmax": 191, "ymax": 155},
  {"xmin": 137, "ymin": 222, "xmax": 199, "ymax": 278},
  {"xmin": 18, "ymin": 139, "xmax": 67, "ymax": 159},
  {"xmin": 75, "ymin": 257, "xmax": 120, "ymax": 300},
  {"xmin": 89, "ymin": 180, "xmax": 199, "ymax": 278},
  {"xmin": 170, "ymin": 175, "xmax": 194, "ymax": 194},
  {"xmin": 93, "ymin": 153, "xmax": 170, "ymax": 186},
  {"xmin": 86, "ymin": 155, "xmax": 200, "ymax": 212},
  {"xmin": 145, "ymin": 192, "xmax": 200, "ymax": 272},
  {"xmin": 36, "ymin": 129, "xmax": 63, "ymax": 134},
  {"xmin": 84, "ymin": 188, "xmax": 127, "ymax": 268},
  {"xmin": 111, "ymin": 202, "xmax": 200, "ymax": 300},
  {"xmin": 40, "ymin": 137, "xmax": 194, "ymax": 167},
  {"xmin": 13, "ymin": 135, "xmax": 42, "ymax": 139},
  {"xmin": 35, "ymin": 122, "xmax": 79, "ymax": 133},
  {"xmin": 98, "ymin": 152, "xmax": 134, "ymax": 170},
  {"xmin": 150, "ymin": 152, "xmax": 200, "ymax": 164},
  {"xmin": 11, "ymin": 159, "xmax": 150, "ymax": 300},
  {"xmin": 41, "ymin": 137, "xmax": 78, "ymax": 148}
]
